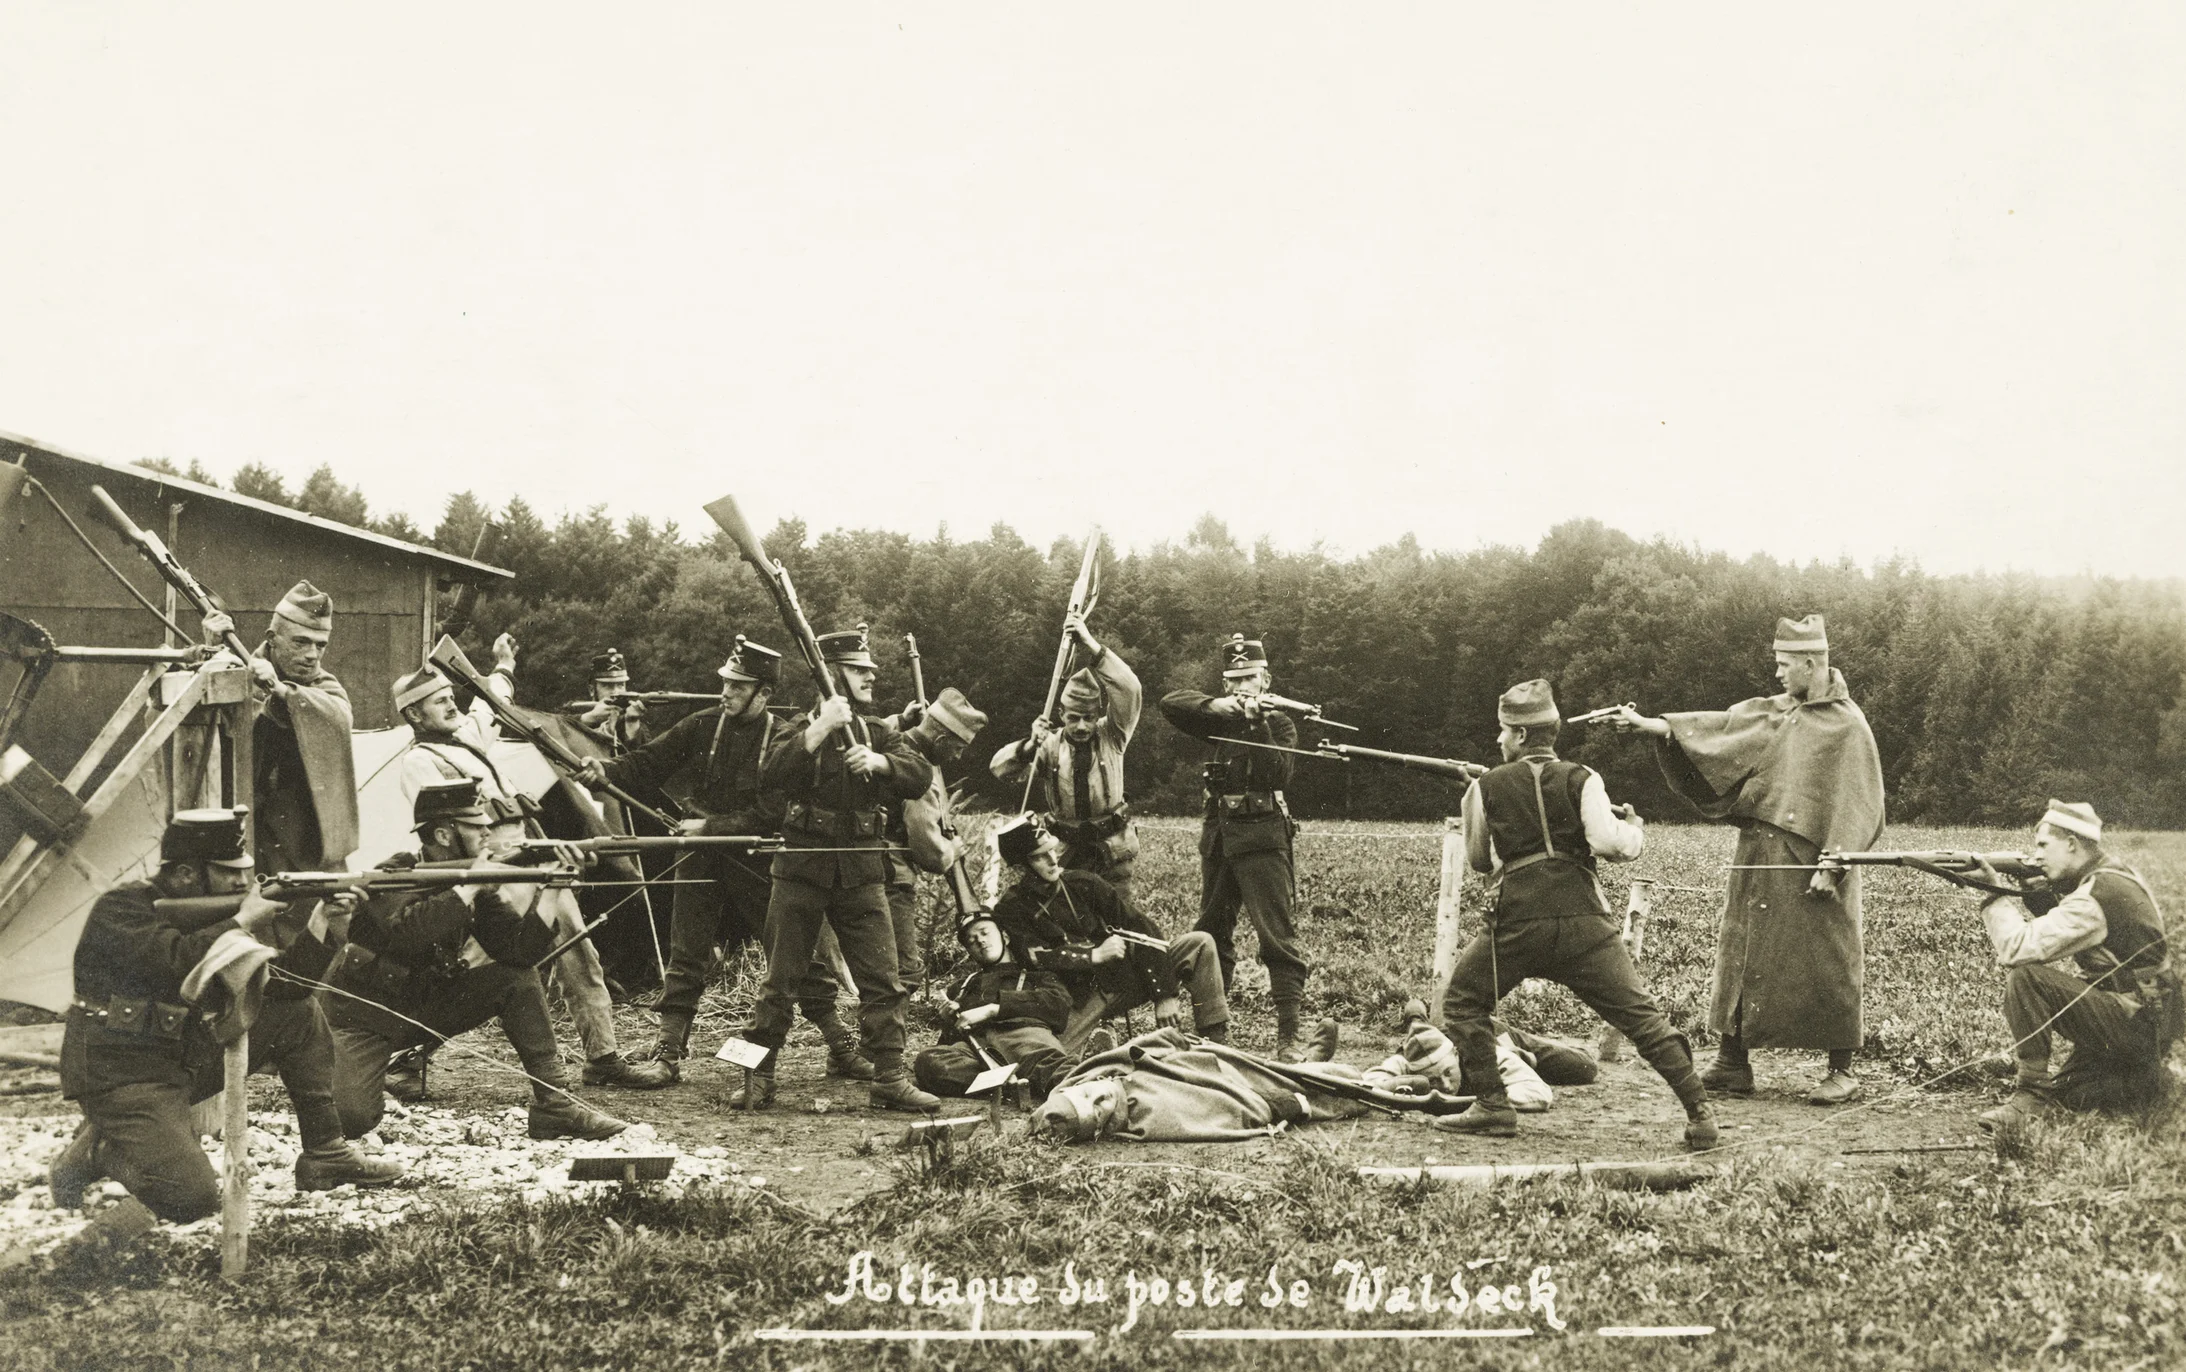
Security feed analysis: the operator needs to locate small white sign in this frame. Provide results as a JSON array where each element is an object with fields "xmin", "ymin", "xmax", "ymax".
[
  {"xmin": 715, "ymin": 1037, "xmax": 771, "ymax": 1070},
  {"xmin": 967, "ymin": 1062, "xmax": 1019, "ymax": 1096}
]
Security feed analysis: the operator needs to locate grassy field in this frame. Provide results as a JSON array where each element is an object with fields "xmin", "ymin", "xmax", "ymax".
[{"xmin": 4, "ymin": 821, "xmax": 2182, "ymax": 1370}]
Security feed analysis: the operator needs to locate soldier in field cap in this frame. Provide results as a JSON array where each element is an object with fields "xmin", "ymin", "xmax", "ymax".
[
  {"xmin": 1610, "ymin": 613, "xmax": 1885, "ymax": 1106},
  {"xmin": 872, "ymin": 682, "xmax": 990, "ymax": 998},
  {"xmin": 577, "ymin": 635, "xmax": 791, "ymax": 1075},
  {"xmin": 1160, "ymin": 633, "xmax": 1312, "ymax": 1059},
  {"xmin": 1435, "ymin": 680, "xmax": 1717, "ymax": 1150},
  {"xmin": 991, "ymin": 610, "xmax": 1146, "ymax": 900},
  {"xmin": 1966, "ymin": 800, "xmax": 2180, "ymax": 1133}
]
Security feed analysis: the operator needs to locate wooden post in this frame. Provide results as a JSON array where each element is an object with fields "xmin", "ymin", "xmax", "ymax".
[
  {"xmin": 1597, "ymin": 880, "xmax": 1656, "ymax": 1062},
  {"xmin": 220, "ymin": 1033, "xmax": 249, "ymax": 1280},
  {"xmin": 1430, "ymin": 815, "xmax": 1465, "ymax": 1022}
]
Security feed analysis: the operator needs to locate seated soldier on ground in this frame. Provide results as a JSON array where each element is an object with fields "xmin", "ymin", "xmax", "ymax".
[
  {"xmin": 1970, "ymin": 801, "xmax": 2181, "ymax": 1134},
  {"xmin": 913, "ymin": 910, "xmax": 1073, "ymax": 1103},
  {"xmin": 50, "ymin": 809, "xmax": 403, "ymax": 1221},
  {"xmin": 324, "ymin": 779, "xmax": 629, "ymax": 1143}
]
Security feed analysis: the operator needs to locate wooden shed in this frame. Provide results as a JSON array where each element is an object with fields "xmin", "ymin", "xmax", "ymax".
[{"xmin": 0, "ymin": 430, "xmax": 509, "ymax": 778}]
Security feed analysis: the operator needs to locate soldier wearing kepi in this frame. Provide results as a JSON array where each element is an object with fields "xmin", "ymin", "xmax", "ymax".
[
  {"xmin": 724, "ymin": 626, "xmax": 939, "ymax": 1112},
  {"xmin": 572, "ymin": 649, "xmax": 650, "ymax": 754},
  {"xmin": 1435, "ymin": 682, "xmax": 1717, "ymax": 1150},
  {"xmin": 577, "ymin": 636, "xmax": 787, "ymax": 1076},
  {"xmin": 1160, "ymin": 634, "xmax": 1312, "ymax": 1060},
  {"xmin": 1969, "ymin": 801, "xmax": 2181, "ymax": 1134},
  {"xmin": 48, "ymin": 809, "xmax": 403, "ymax": 1220},
  {"xmin": 990, "ymin": 613, "xmax": 1144, "ymax": 901},
  {"xmin": 1608, "ymin": 614, "xmax": 1884, "ymax": 1106},
  {"xmin": 324, "ymin": 780, "xmax": 628, "ymax": 1141}
]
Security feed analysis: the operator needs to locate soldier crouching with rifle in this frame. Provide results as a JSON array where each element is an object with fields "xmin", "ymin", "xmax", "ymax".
[
  {"xmin": 1435, "ymin": 681, "xmax": 1718, "ymax": 1151},
  {"xmin": 1963, "ymin": 801, "xmax": 2181, "ymax": 1134},
  {"xmin": 324, "ymin": 780, "xmax": 629, "ymax": 1142},
  {"xmin": 48, "ymin": 809, "xmax": 404, "ymax": 1219}
]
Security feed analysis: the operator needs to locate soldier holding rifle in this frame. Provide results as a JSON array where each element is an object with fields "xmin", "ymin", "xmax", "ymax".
[
  {"xmin": 569, "ymin": 649, "xmax": 650, "ymax": 753},
  {"xmin": 576, "ymin": 637, "xmax": 791, "ymax": 1077},
  {"xmin": 1160, "ymin": 634, "xmax": 1313, "ymax": 1059},
  {"xmin": 991, "ymin": 613, "xmax": 1146, "ymax": 901},
  {"xmin": 1605, "ymin": 614, "xmax": 1884, "ymax": 1106},
  {"xmin": 1434, "ymin": 681, "xmax": 1717, "ymax": 1150},
  {"xmin": 877, "ymin": 683, "xmax": 989, "ymax": 996},
  {"xmin": 1964, "ymin": 802, "xmax": 2180, "ymax": 1133},
  {"xmin": 324, "ymin": 780, "xmax": 629, "ymax": 1141}
]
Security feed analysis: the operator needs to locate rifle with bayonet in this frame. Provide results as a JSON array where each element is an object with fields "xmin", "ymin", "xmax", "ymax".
[
  {"xmin": 511, "ymin": 834, "xmax": 784, "ymax": 860},
  {"xmin": 1729, "ymin": 850, "xmax": 2046, "ymax": 898},
  {"xmin": 557, "ymin": 691, "xmax": 722, "ymax": 712},
  {"xmin": 428, "ymin": 634, "xmax": 678, "ymax": 829},
  {"xmin": 151, "ymin": 864, "xmax": 583, "ymax": 933},
  {"xmin": 1316, "ymin": 741, "xmax": 1486, "ymax": 781},
  {"xmin": 1021, "ymin": 529, "xmax": 1103, "ymax": 809},
  {"xmin": 1248, "ymin": 692, "xmax": 1360, "ymax": 732},
  {"xmin": 85, "ymin": 483, "xmax": 254, "ymax": 664}
]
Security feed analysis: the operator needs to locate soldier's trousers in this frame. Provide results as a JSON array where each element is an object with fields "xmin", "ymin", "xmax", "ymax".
[
  {"xmin": 329, "ymin": 964, "xmax": 566, "ymax": 1138},
  {"xmin": 1195, "ymin": 846, "xmax": 1308, "ymax": 1003},
  {"xmin": 1059, "ymin": 931, "xmax": 1232, "ymax": 1054},
  {"xmin": 657, "ymin": 849, "xmax": 774, "ymax": 1022},
  {"xmin": 803, "ymin": 875, "xmax": 925, "ymax": 1007},
  {"xmin": 2004, "ymin": 964, "xmax": 2166, "ymax": 1111},
  {"xmin": 747, "ymin": 877, "xmax": 908, "ymax": 1075},
  {"xmin": 541, "ymin": 886, "xmax": 620, "ymax": 1060},
  {"xmin": 74, "ymin": 998, "xmax": 341, "ymax": 1223},
  {"xmin": 1442, "ymin": 912, "xmax": 1702, "ymax": 1110},
  {"xmin": 915, "ymin": 1024, "xmax": 1071, "ymax": 1100}
]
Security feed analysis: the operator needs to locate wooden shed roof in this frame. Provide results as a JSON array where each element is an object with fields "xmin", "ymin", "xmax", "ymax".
[{"xmin": 2, "ymin": 429, "xmax": 513, "ymax": 582}]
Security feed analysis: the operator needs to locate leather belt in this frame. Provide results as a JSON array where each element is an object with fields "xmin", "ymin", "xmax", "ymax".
[
  {"xmin": 1050, "ymin": 811, "xmax": 1130, "ymax": 841},
  {"xmin": 783, "ymin": 800, "xmax": 885, "ymax": 840},
  {"xmin": 71, "ymin": 995, "xmax": 194, "ymax": 1040},
  {"xmin": 1216, "ymin": 791, "xmax": 1279, "ymax": 818}
]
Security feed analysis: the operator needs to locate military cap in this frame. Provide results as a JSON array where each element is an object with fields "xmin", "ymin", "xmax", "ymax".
[
  {"xmin": 1772, "ymin": 614, "xmax": 1829, "ymax": 653},
  {"xmin": 162, "ymin": 807, "xmax": 252, "ymax": 868},
  {"xmin": 393, "ymin": 665, "xmax": 453, "ymax": 713},
  {"xmin": 717, "ymin": 634, "xmax": 783, "ymax": 686},
  {"xmin": 590, "ymin": 649, "xmax": 630, "ymax": 684},
  {"xmin": 2040, "ymin": 799, "xmax": 2103, "ymax": 844},
  {"xmin": 1059, "ymin": 667, "xmax": 1106, "ymax": 713},
  {"xmin": 995, "ymin": 813, "xmax": 1061, "ymax": 868},
  {"xmin": 1220, "ymin": 633, "xmax": 1268, "ymax": 678},
  {"xmin": 271, "ymin": 581, "xmax": 333, "ymax": 634},
  {"xmin": 817, "ymin": 623, "xmax": 877, "ymax": 669},
  {"xmin": 1497, "ymin": 679, "xmax": 1560, "ymax": 728},
  {"xmin": 925, "ymin": 686, "xmax": 988, "ymax": 743},
  {"xmin": 413, "ymin": 778, "xmax": 492, "ymax": 831}
]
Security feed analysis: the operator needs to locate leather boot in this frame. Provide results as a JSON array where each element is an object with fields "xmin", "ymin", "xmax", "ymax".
[
  {"xmin": 1700, "ymin": 1055, "xmax": 1755, "ymax": 1096},
  {"xmin": 528, "ymin": 1090, "xmax": 631, "ymax": 1140},
  {"xmin": 1307, "ymin": 1018, "xmax": 1340, "ymax": 1062},
  {"xmin": 816, "ymin": 1011, "xmax": 876, "ymax": 1081},
  {"xmin": 651, "ymin": 1010, "xmax": 694, "ymax": 1069},
  {"xmin": 1431, "ymin": 1098, "xmax": 1520, "ymax": 1137},
  {"xmin": 869, "ymin": 1072, "xmax": 941, "ymax": 1114},
  {"xmin": 1683, "ymin": 1104, "xmax": 1721, "ymax": 1152},
  {"xmin": 727, "ymin": 1068, "xmax": 776, "ymax": 1111},
  {"xmin": 584, "ymin": 1052, "xmax": 676, "ymax": 1090},
  {"xmin": 1272, "ymin": 997, "xmax": 1305, "ymax": 1064},
  {"xmin": 386, "ymin": 1047, "xmax": 429, "ymax": 1103},
  {"xmin": 1199, "ymin": 1021, "xmax": 1229, "ymax": 1045},
  {"xmin": 295, "ymin": 1141, "xmax": 407, "ymax": 1191},
  {"xmin": 48, "ymin": 1118, "xmax": 101, "ymax": 1210}
]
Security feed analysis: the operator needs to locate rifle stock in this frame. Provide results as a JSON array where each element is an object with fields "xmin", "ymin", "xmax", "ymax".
[
  {"xmin": 704, "ymin": 494, "xmax": 837, "ymax": 702},
  {"xmin": 86, "ymin": 483, "xmax": 254, "ymax": 663}
]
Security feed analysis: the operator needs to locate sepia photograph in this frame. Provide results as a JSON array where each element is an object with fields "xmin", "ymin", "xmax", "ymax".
[{"xmin": 1, "ymin": 5, "xmax": 2180, "ymax": 1368}]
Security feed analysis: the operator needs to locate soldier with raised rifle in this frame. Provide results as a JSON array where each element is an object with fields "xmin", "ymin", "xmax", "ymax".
[
  {"xmin": 1966, "ymin": 801, "xmax": 2181, "ymax": 1133},
  {"xmin": 1434, "ymin": 681, "xmax": 1717, "ymax": 1150},
  {"xmin": 391, "ymin": 647, "xmax": 672, "ymax": 1092},
  {"xmin": 48, "ymin": 809, "xmax": 403, "ymax": 1220},
  {"xmin": 576, "ymin": 637, "xmax": 791, "ymax": 1077},
  {"xmin": 1605, "ymin": 614, "xmax": 1884, "ymax": 1106},
  {"xmin": 324, "ymin": 780, "xmax": 630, "ymax": 1140},
  {"xmin": 1159, "ymin": 633, "xmax": 1313, "ymax": 1060},
  {"xmin": 724, "ymin": 626, "xmax": 940, "ymax": 1112},
  {"xmin": 990, "ymin": 613, "xmax": 1145, "ymax": 901}
]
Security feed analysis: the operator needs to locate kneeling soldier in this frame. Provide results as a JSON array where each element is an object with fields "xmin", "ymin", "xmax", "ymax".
[
  {"xmin": 325, "ymin": 780, "xmax": 629, "ymax": 1142},
  {"xmin": 914, "ymin": 909, "xmax": 1073, "ymax": 1102},
  {"xmin": 1973, "ymin": 801, "xmax": 2180, "ymax": 1133},
  {"xmin": 50, "ymin": 809, "xmax": 403, "ymax": 1220},
  {"xmin": 1437, "ymin": 681, "xmax": 1718, "ymax": 1152},
  {"xmin": 990, "ymin": 815, "xmax": 1232, "ymax": 1052}
]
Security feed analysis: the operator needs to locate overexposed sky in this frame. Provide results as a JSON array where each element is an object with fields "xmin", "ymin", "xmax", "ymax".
[{"xmin": 2, "ymin": 4, "xmax": 2180, "ymax": 576}]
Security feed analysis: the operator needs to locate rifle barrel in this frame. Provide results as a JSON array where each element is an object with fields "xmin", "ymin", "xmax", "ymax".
[{"xmin": 1325, "ymin": 743, "xmax": 1482, "ymax": 781}]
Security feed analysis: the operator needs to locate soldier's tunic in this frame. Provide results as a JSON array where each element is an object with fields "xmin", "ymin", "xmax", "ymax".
[
  {"xmin": 1652, "ymin": 668, "xmax": 1884, "ymax": 1050},
  {"xmin": 1441, "ymin": 751, "xmax": 1700, "ymax": 1107},
  {"xmin": 743, "ymin": 711, "xmax": 932, "ymax": 1073},
  {"xmin": 250, "ymin": 655, "xmax": 359, "ymax": 874},
  {"xmin": 1983, "ymin": 857, "xmax": 2181, "ymax": 1111},
  {"xmin": 1158, "ymin": 692, "xmax": 1307, "ymax": 1003},
  {"xmin": 601, "ymin": 704, "xmax": 781, "ymax": 1022},
  {"xmin": 990, "ymin": 648, "xmax": 1144, "ymax": 899},
  {"xmin": 60, "ymin": 883, "xmax": 341, "ymax": 1222},
  {"xmin": 876, "ymin": 724, "xmax": 952, "ymax": 993},
  {"xmin": 324, "ymin": 856, "xmax": 565, "ymax": 1137}
]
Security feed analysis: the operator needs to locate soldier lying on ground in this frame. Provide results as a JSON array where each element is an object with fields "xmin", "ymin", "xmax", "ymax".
[{"xmin": 912, "ymin": 910, "xmax": 1073, "ymax": 1103}]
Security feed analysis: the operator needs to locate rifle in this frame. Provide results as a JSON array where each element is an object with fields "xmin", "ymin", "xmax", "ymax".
[
  {"xmin": 441, "ymin": 520, "xmax": 497, "ymax": 640},
  {"xmin": 258, "ymin": 864, "xmax": 582, "ymax": 904},
  {"xmin": 1250, "ymin": 693, "xmax": 1360, "ymax": 732},
  {"xmin": 1021, "ymin": 529, "xmax": 1102, "ymax": 809},
  {"xmin": 904, "ymin": 633, "xmax": 928, "ymax": 709},
  {"xmin": 427, "ymin": 634, "xmax": 677, "ymax": 829},
  {"xmin": 511, "ymin": 835, "xmax": 783, "ymax": 859},
  {"xmin": 558, "ymin": 691, "xmax": 721, "ymax": 712},
  {"xmin": 1729, "ymin": 850, "xmax": 2045, "ymax": 898},
  {"xmin": 1564, "ymin": 703, "xmax": 1637, "ymax": 726},
  {"xmin": 1317, "ymin": 741, "xmax": 1486, "ymax": 781},
  {"xmin": 704, "ymin": 494, "xmax": 837, "ymax": 706},
  {"xmin": 1110, "ymin": 928, "xmax": 1170, "ymax": 953},
  {"xmin": 85, "ymin": 484, "xmax": 253, "ymax": 663}
]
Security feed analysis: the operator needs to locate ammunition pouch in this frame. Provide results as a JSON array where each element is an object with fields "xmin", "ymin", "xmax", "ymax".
[
  {"xmin": 1200, "ymin": 760, "xmax": 1231, "ymax": 792},
  {"xmin": 783, "ymin": 800, "xmax": 886, "ymax": 841},
  {"xmin": 337, "ymin": 945, "xmax": 418, "ymax": 1007},
  {"xmin": 71, "ymin": 995, "xmax": 194, "ymax": 1041},
  {"xmin": 1049, "ymin": 808, "xmax": 1130, "ymax": 844},
  {"xmin": 1216, "ymin": 791, "xmax": 1280, "ymax": 820}
]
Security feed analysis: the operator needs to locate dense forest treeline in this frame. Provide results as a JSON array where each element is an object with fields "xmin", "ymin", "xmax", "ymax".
[{"xmin": 139, "ymin": 459, "xmax": 2186, "ymax": 828}]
